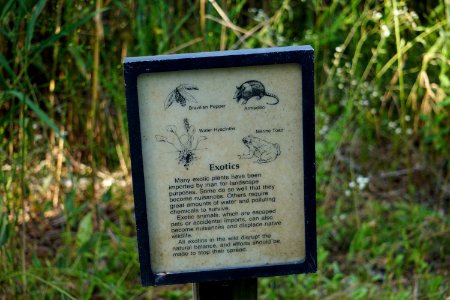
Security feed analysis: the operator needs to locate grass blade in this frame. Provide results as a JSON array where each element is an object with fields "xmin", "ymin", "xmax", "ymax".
[
  {"xmin": 1, "ymin": 90, "xmax": 62, "ymax": 138},
  {"xmin": 27, "ymin": 272, "xmax": 77, "ymax": 300},
  {"xmin": 31, "ymin": 9, "xmax": 107, "ymax": 57},
  {"xmin": 0, "ymin": 0, "xmax": 15, "ymax": 19},
  {"xmin": 25, "ymin": 0, "xmax": 47, "ymax": 51}
]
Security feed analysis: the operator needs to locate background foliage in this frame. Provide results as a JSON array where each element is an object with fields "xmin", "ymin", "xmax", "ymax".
[{"xmin": 0, "ymin": 0, "xmax": 449, "ymax": 299}]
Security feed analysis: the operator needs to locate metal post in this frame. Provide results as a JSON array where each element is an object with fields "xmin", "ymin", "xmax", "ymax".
[{"xmin": 193, "ymin": 278, "xmax": 257, "ymax": 300}]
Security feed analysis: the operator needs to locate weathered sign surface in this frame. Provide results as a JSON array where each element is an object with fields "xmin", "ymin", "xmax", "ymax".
[{"xmin": 124, "ymin": 46, "xmax": 316, "ymax": 286}]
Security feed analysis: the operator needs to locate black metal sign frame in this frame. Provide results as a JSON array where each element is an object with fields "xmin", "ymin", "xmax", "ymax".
[{"xmin": 123, "ymin": 46, "xmax": 316, "ymax": 286}]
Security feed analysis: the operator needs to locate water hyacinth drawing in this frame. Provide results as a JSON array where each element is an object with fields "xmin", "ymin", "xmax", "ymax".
[
  {"xmin": 165, "ymin": 84, "xmax": 199, "ymax": 109},
  {"xmin": 155, "ymin": 118, "xmax": 206, "ymax": 169}
]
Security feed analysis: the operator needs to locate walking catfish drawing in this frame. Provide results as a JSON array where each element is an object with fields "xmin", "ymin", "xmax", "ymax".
[{"xmin": 233, "ymin": 80, "xmax": 279, "ymax": 105}]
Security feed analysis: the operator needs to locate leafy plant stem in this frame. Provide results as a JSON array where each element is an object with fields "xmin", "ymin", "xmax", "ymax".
[
  {"xmin": 27, "ymin": 272, "xmax": 77, "ymax": 300},
  {"xmin": 323, "ymin": 4, "xmax": 368, "ymax": 94},
  {"xmin": 88, "ymin": 0, "xmax": 104, "ymax": 226},
  {"xmin": 48, "ymin": 0, "xmax": 63, "ymax": 190},
  {"xmin": 19, "ymin": 93, "xmax": 27, "ymax": 295},
  {"xmin": 376, "ymin": 21, "xmax": 446, "ymax": 79},
  {"xmin": 392, "ymin": 0, "xmax": 406, "ymax": 130}
]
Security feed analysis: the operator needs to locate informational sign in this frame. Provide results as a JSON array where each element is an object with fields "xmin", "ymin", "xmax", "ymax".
[{"xmin": 124, "ymin": 46, "xmax": 316, "ymax": 286}]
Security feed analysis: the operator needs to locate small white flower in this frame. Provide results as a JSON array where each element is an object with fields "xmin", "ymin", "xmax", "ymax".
[
  {"xmin": 388, "ymin": 121, "xmax": 397, "ymax": 129},
  {"xmin": 345, "ymin": 190, "xmax": 351, "ymax": 197},
  {"xmin": 102, "ymin": 177, "xmax": 114, "ymax": 188},
  {"xmin": 336, "ymin": 46, "xmax": 344, "ymax": 53},
  {"xmin": 406, "ymin": 128, "xmax": 413, "ymax": 135},
  {"xmin": 276, "ymin": 35, "xmax": 286, "ymax": 44},
  {"xmin": 1, "ymin": 165, "xmax": 12, "ymax": 171},
  {"xmin": 395, "ymin": 128, "xmax": 402, "ymax": 134},
  {"xmin": 319, "ymin": 125, "xmax": 329, "ymax": 135},
  {"xmin": 370, "ymin": 108, "xmax": 377, "ymax": 115},
  {"xmin": 349, "ymin": 181, "xmax": 356, "ymax": 188},
  {"xmin": 63, "ymin": 179, "xmax": 73, "ymax": 188},
  {"xmin": 338, "ymin": 83, "xmax": 344, "ymax": 90},
  {"xmin": 78, "ymin": 178, "xmax": 89, "ymax": 190},
  {"xmin": 34, "ymin": 134, "xmax": 43, "ymax": 142},
  {"xmin": 356, "ymin": 176, "xmax": 370, "ymax": 190},
  {"xmin": 373, "ymin": 11, "xmax": 382, "ymax": 21},
  {"xmin": 381, "ymin": 24, "xmax": 391, "ymax": 37},
  {"xmin": 405, "ymin": 115, "xmax": 411, "ymax": 122}
]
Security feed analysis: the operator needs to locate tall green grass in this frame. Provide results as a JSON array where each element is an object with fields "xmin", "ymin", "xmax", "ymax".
[{"xmin": 0, "ymin": 0, "xmax": 448, "ymax": 298}]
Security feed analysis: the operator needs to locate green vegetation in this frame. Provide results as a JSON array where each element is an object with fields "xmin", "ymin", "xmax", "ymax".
[{"xmin": 0, "ymin": 0, "xmax": 448, "ymax": 299}]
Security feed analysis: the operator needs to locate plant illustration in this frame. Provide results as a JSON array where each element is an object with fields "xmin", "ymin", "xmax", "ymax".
[
  {"xmin": 165, "ymin": 84, "xmax": 199, "ymax": 109},
  {"xmin": 155, "ymin": 118, "xmax": 206, "ymax": 169}
]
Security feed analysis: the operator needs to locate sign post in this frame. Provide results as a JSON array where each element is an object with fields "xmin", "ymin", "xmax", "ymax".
[
  {"xmin": 193, "ymin": 278, "xmax": 257, "ymax": 299},
  {"xmin": 123, "ymin": 46, "xmax": 316, "ymax": 291}
]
